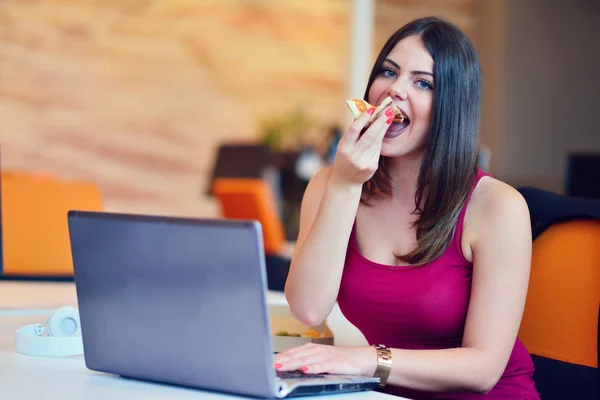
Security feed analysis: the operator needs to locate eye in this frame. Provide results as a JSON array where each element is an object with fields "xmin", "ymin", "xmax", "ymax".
[
  {"xmin": 415, "ymin": 79, "xmax": 433, "ymax": 91},
  {"xmin": 380, "ymin": 67, "xmax": 397, "ymax": 79}
]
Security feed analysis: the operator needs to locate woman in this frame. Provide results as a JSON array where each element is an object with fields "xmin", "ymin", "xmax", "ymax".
[{"xmin": 274, "ymin": 17, "xmax": 540, "ymax": 399}]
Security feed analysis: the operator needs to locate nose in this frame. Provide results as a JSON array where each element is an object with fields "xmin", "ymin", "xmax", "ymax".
[{"xmin": 387, "ymin": 78, "xmax": 409, "ymax": 101}]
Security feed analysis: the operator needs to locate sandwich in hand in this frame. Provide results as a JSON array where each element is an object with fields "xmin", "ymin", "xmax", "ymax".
[{"xmin": 346, "ymin": 96, "xmax": 405, "ymax": 128}]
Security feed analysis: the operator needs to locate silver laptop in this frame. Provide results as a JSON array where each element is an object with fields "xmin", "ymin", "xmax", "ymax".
[{"xmin": 67, "ymin": 210, "xmax": 379, "ymax": 398}]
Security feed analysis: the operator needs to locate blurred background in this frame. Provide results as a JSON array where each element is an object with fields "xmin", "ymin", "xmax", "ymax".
[{"xmin": 0, "ymin": 0, "xmax": 598, "ymax": 240}]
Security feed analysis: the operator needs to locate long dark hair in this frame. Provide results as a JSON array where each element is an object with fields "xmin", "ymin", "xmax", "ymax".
[{"xmin": 362, "ymin": 17, "xmax": 481, "ymax": 265}]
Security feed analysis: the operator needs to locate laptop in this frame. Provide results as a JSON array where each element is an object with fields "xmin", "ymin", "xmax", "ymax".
[{"xmin": 67, "ymin": 210, "xmax": 380, "ymax": 398}]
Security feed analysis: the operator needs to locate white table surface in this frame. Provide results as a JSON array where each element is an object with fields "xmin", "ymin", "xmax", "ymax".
[{"xmin": 0, "ymin": 281, "xmax": 400, "ymax": 400}]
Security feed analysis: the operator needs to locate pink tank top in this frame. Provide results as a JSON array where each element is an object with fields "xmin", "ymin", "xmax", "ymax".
[{"xmin": 337, "ymin": 169, "xmax": 540, "ymax": 399}]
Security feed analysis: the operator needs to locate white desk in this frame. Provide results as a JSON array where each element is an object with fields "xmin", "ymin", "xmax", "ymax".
[
  {"xmin": 0, "ymin": 282, "xmax": 369, "ymax": 346},
  {"xmin": 0, "ymin": 282, "xmax": 399, "ymax": 400}
]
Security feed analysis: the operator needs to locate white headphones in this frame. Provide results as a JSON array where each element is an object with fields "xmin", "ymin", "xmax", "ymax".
[{"xmin": 14, "ymin": 306, "xmax": 84, "ymax": 357}]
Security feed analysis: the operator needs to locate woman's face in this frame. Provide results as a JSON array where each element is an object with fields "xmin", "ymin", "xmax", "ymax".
[{"xmin": 367, "ymin": 35, "xmax": 434, "ymax": 158}]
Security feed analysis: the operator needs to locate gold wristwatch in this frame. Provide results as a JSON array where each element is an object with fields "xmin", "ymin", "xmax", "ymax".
[{"xmin": 371, "ymin": 344, "xmax": 392, "ymax": 388}]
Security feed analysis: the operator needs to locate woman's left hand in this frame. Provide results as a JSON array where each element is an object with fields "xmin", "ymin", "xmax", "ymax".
[{"xmin": 274, "ymin": 343, "xmax": 377, "ymax": 376}]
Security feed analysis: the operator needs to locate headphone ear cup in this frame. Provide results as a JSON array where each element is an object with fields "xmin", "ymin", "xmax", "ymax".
[{"xmin": 45, "ymin": 306, "xmax": 81, "ymax": 337}]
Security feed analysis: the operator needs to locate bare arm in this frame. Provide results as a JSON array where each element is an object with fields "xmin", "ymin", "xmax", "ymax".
[
  {"xmin": 285, "ymin": 105, "xmax": 396, "ymax": 326},
  {"xmin": 284, "ymin": 169, "xmax": 362, "ymax": 326}
]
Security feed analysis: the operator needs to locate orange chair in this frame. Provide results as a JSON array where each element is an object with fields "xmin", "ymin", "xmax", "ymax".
[
  {"xmin": 518, "ymin": 220, "xmax": 599, "ymax": 399},
  {"xmin": 211, "ymin": 178, "xmax": 287, "ymax": 256},
  {"xmin": 1, "ymin": 174, "xmax": 103, "ymax": 277}
]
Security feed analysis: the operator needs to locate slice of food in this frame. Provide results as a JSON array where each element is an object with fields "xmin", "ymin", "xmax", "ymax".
[
  {"xmin": 346, "ymin": 96, "xmax": 405, "ymax": 127},
  {"xmin": 275, "ymin": 329, "xmax": 323, "ymax": 338},
  {"xmin": 301, "ymin": 329, "xmax": 323, "ymax": 339},
  {"xmin": 275, "ymin": 331, "xmax": 301, "ymax": 337}
]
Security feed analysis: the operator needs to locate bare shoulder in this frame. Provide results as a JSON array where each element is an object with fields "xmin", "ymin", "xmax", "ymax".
[
  {"xmin": 469, "ymin": 176, "xmax": 530, "ymax": 221},
  {"xmin": 464, "ymin": 176, "xmax": 531, "ymax": 254},
  {"xmin": 295, "ymin": 166, "xmax": 334, "ymax": 244},
  {"xmin": 302, "ymin": 166, "xmax": 334, "ymax": 203}
]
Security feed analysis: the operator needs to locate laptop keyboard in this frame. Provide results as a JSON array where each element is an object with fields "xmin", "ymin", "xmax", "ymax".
[{"xmin": 277, "ymin": 370, "xmax": 327, "ymax": 379}]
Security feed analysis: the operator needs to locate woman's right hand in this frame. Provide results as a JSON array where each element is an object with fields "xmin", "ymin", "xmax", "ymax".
[
  {"xmin": 330, "ymin": 105, "xmax": 395, "ymax": 187},
  {"xmin": 284, "ymin": 105, "xmax": 394, "ymax": 326}
]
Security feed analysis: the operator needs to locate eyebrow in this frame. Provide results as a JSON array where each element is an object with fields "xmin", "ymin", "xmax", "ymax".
[{"xmin": 383, "ymin": 59, "xmax": 434, "ymax": 77}]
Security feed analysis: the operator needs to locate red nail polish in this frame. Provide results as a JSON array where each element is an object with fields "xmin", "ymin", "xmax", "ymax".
[
  {"xmin": 274, "ymin": 363, "xmax": 283, "ymax": 369},
  {"xmin": 386, "ymin": 115, "xmax": 394, "ymax": 124},
  {"xmin": 367, "ymin": 107, "xmax": 375, "ymax": 115},
  {"xmin": 385, "ymin": 107, "xmax": 394, "ymax": 117}
]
